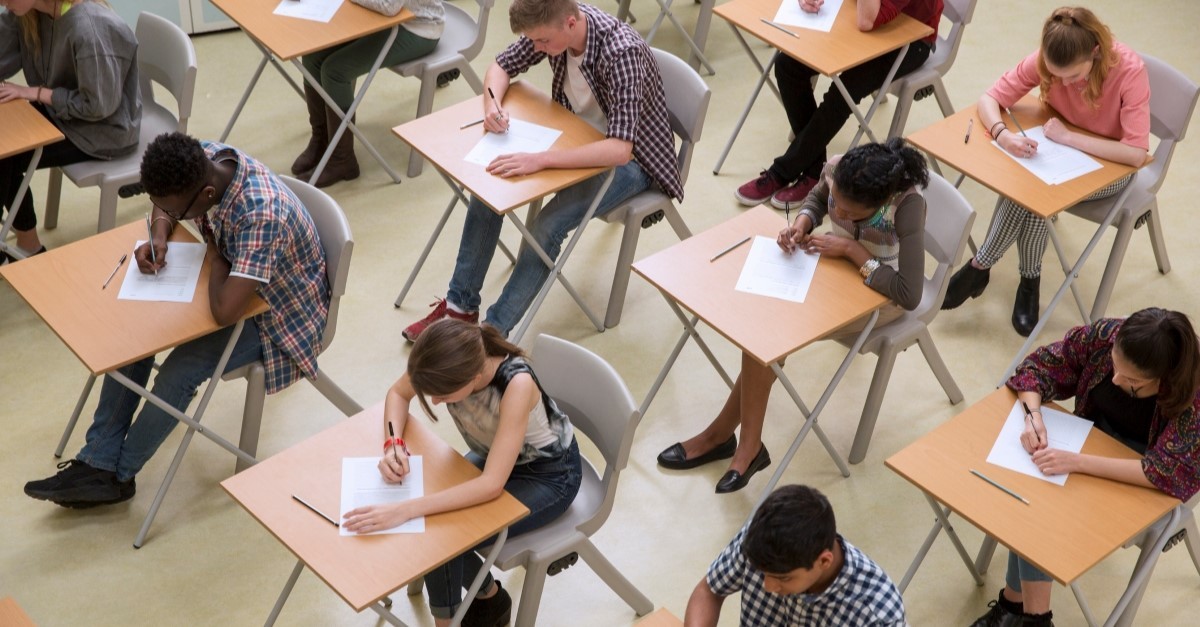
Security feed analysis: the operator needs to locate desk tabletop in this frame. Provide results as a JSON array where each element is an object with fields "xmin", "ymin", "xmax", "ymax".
[
  {"xmin": 632, "ymin": 205, "xmax": 887, "ymax": 366},
  {"xmin": 886, "ymin": 388, "xmax": 1180, "ymax": 585},
  {"xmin": 0, "ymin": 100, "xmax": 64, "ymax": 159},
  {"xmin": 636, "ymin": 608, "xmax": 684, "ymax": 626},
  {"xmin": 392, "ymin": 81, "xmax": 609, "ymax": 215},
  {"xmin": 221, "ymin": 402, "xmax": 529, "ymax": 612},
  {"xmin": 0, "ymin": 597, "xmax": 36, "ymax": 627},
  {"xmin": 906, "ymin": 99, "xmax": 1144, "ymax": 218},
  {"xmin": 715, "ymin": 0, "xmax": 933, "ymax": 76},
  {"xmin": 0, "ymin": 222, "xmax": 268, "ymax": 375},
  {"xmin": 210, "ymin": 0, "xmax": 414, "ymax": 61}
]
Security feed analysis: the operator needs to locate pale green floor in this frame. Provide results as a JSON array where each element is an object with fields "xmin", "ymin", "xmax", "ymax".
[{"xmin": 2, "ymin": 1, "xmax": 1198, "ymax": 625}]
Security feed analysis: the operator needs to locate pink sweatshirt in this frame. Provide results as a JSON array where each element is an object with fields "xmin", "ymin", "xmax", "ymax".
[{"xmin": 986, "ymin": 41, "xmax": 1150, "ymax": 151}]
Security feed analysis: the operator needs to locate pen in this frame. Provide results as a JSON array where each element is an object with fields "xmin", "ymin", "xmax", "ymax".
[
  {"xmin": 102, "ymin": 253, "xmax": 128, "ymax": 289},
  {"xmin": 145, "ymin": 213, "xmax": 158, "ymax": 277},
  {"xmin": 487, "ymin": 87, "xmax": 506, "ymax": 132},
  {"xmin": 292, "ymin": 494, "xmax": 339, "ymax": 527},
  {"xmin": 1021, "ymin": 400, "xmax": 1035, "ymax": 427},
  {"xmin": 964, "ymin": 118, "xmax": 973, "ymax": 144},
  {"xmin": 760, "ymin": 18, "xmax": 800, "ymax": 38},
  {"xmin": 388, "ymin": 422, "xmax": 404, "ymax": 485},
  {"xmin": 710, "ymin": 236, "xmax": 751, "ymax": 262},
  {"xmin": 1005, "ymin": 107, "xmax": 1029, "ymax": 138},
  {"xmin": 970, "ymin": 469, "xmax": 1030, "ymax": 505},
  {"xmin": 460, "ymin": 118, "xmax": 485, "ymax": 130}
]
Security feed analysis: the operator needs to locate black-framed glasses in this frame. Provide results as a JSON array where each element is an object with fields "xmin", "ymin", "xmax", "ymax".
[{"xmin": 153, "ymin": 184, "xmax": 206, "ymax": 221}]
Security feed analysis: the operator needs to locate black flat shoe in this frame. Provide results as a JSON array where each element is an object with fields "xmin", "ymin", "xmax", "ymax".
[
  {"xmin": 1012, "ymin": 275, "xmax": 1040, "ymax": 337},
  {"xmin": 942, "ymin": 262, "xmax": 990, "ymax": 310},
  {"xmin": 657, "ymin": 435, "xmax": 737, "ymax": 470},
  {"xmin": 715, "ymin": 446, "xmax": 771, "ymax": 494}
]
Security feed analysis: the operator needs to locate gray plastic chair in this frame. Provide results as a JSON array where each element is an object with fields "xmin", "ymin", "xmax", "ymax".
[
  {"xmin": 599, "ymin": 47, "xmax": 710, "ymax": 328},
  {"xmin": 389, "ymin": 0, "xmax": 494, "ymax": 178},
  {"xmin": 1065, "ymin": 53, "xmax": 1199, "ymax": 321},
  {"xmin": 882, "ymin": 0, "xmax": 977, "ymax": 138},
  {"xmin": 43, "ymin": 11, "xmax": 197, "ymax": 233},
  {"xmin": 223, "ymin": 176, "xmax": 363, "ymax": 473},
  {"xmin": 836, "ymin": 173, "xmax": 975, "ymax": 464},
  {"xmin": 404, "ymin": 334, "xmax": 653, "ymax": 625}
]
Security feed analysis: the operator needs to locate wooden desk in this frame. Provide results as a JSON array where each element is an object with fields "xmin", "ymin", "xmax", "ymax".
[
  {"xmin": 634, "ymin": 205, "xmax": 889, "ymax": 497},
  {"xmin": 886, "ymin": 388, "xmax": 1181, "ymax": 625},
  {"xmin": 391, "ymin": 81, "xmax": 615, "ymax": 343},
  {"xmin": 907, "ymin": 99, "xmax": 1144, "ymax": 381},
  {"xmin": 713, "ymin": 0, "xmax": 933, "ymax": 172},
  {"xmin": 0, "ymin": 597, "xmax": 37, "ymax": 627},
  {"xmin": 0, "ymin": 221, "xmax": 269, "ymax": 547},
  {"xmin": 0, "ymin": 100, "xmax": 65, "ymax": 260},
  {"xmin": 222, "ymin": 403, "xmax": 529, "ymax": 626},
  {"xmin": 211, "ymin": 0, "xmax": 413, "ymax": 184},
  {"xmin": 635, "ymin": 607, "xmax": 684, "ymax": 627}
]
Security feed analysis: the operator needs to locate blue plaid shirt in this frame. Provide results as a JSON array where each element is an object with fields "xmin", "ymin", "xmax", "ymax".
[
  {"xmin": 707, "ymin": 529, "xmax": 906, "ymax": 626},
  {"xmin": 195, "ymin": 142, "xmax": 329, "ymax": 394}
]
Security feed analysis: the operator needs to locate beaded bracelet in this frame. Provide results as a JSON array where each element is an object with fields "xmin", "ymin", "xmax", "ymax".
[{"xmin": 989, "ymin": 121, "xmax": 1007, "ymax": 141}]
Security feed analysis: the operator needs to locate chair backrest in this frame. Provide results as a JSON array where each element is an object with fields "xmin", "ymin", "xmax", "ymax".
[
  {"xmin": 280, "ymin": 176, "xmax": 354, "ymax": 353},
  {"xmin": 531, "ymin": 334, "xmax": 639, "ymax": 535},
  {"xmin": 135, "ymin": 11, "xmax": 197, "ymax": 133},
  {"xmin": 1136, "ymin": 54, "xmax": 1200, "ymax": 194},
  {"xmin": 650, "ymin": 48, "xmax": 711, "ymax": 187},
  {"xmin": 924, "ymin": 0, "xmax": 977, "ymax": 78},
  {"xmin": 915, "ymin": 173, "xmax": 976, "ymax": 324},
  {"xmin": 456, "ymin": 0, "xmax": 495, "ymax": 60}
]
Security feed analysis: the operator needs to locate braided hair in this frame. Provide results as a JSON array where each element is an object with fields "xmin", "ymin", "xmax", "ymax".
[{"xmin": 832, "ymin": 137, "xmax": 929, "ymax": 209}]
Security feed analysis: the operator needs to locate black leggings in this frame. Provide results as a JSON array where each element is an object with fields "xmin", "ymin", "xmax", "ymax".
[
  {"xmin": 1, "ymin": 120, "xmax": 90, "ymax": 232},
  {"xmin": 768, "ymin": 40, "xmax": 931, "ymax": 183}
]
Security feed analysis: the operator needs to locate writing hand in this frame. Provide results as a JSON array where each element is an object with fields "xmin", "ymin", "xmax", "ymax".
[
  {"xmin": 1020, "ymin": 412, "xmax": 1048, "ymax": 454},
  {"xmin": 1000, "ymin": 130, "xmax": 1039, "ymax": 159},
  {"xmin": 342, "ymin": 503, "xmax": 413, "ymax": 534},
  {"xmin": 377, "ymin": 448, "xmax": 411, "ymax": 484},
  {"xmin": 487, "ymin": 152, "xmax": 543, "ymax": 178},
  {"xmin": 777, "ymin": 215, "xmax": 813, "ymax": 253},
  {"xmin": 484, "ymin": 108, "xmax": 510, "ymax": 134},
  {"xmin": 799, "ymin": 0, "xmax": 824, "ymax": 14},
  {"xmin": 1031, "ymin": 448, "xmax": 1080, "ymax": 476},
  {"xmin": 134, "ymin": 240, "xmax": 168, "ymax": 274}
]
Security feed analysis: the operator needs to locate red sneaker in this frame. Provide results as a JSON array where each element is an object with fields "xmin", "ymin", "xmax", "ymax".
[
  {"xmin": 770, "ymin": 175, "xmax": 820, "ymax": 210},
  {"xmin": 403, "ymin": 298, "xmax": 478, "ymax": 342},
  {"xmin": 734, "ymin": 171, "xmax": 787, "ymax": 206}
]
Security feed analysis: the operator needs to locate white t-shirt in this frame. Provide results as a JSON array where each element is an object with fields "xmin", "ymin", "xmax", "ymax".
[{"xmin": 564, "ymin": 50, "xmax": 608, "ymax": 135}]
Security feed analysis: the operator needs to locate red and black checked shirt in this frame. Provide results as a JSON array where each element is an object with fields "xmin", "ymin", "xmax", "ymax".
[{"xmin": 495, "ymin": 3, "xmax": 683, "ymax": 200}]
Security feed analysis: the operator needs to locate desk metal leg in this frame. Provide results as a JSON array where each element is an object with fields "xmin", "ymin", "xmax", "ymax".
[
  {"xmin": 221, "ymin": 36, "xmax": 305, "ymax": 141},
  {"xmin": 713, "ymin": 38, "xmax": 782, "ymax": 175},
  {"xmin": 1046, "ymin": 218, "xmax": 1091, "ymax": 323},
  {"xmin": 448, "ymin": 527, "xmax": 509, "ymax": 627},
  {"xmin": 840, "ymin": 43, "xmax": 909, "ymax": 148},
  {"xmin": 644, "ymin": 0, "xmax": 716, "ymax": 75},
  {"xmin": 509, "ymin": 170, "xmax": 616, "ymax": 344},
  {"xmin": 905, "ymin": 493, "xmax": 986, "ymax": 592},
  {"xmin": 996, "ymin": 179, "xmax": 1138, "ymax": 385},
  {"xmin": 54, "ymin": 374, "xmax": 97, "ymax": 458},
  {"xmin": 264, "ymin": 560, "xmax": 306, "ymax": 627},
  {"xmin": 1104, "ymin": 506, "xmax": 1180, "ymax": 627},
  {"xmin": 640, "ymin": 299, "xmax": 735, "ymax": 417},
  {"xmin": 0, "ymin": 146, "xmax": 43, "ymax": 260}
]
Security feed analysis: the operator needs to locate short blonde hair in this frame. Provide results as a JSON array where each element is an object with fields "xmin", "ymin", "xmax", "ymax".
[{"xmin": 509, "ymin": 0, "xmax": 579, "ymax": 34}]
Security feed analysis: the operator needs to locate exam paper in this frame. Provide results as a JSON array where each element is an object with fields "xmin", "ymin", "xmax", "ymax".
[
  {"xmin": 273, "ymin": 0, "xmax": 343, "ymax": 23},
  {"xmin": 992, "ymin": 125, "xmax": 1102, "ymax": 185},
  {"xmin": 734, "ymin": 236, "xmax": 820, "ymax": 303},
  {"xmin": 773, "ymin": 0, "xmax": 844, "ymax": 32},
  {"xmin": 340, "ymin": 456, "xmax": 425, "ymax": 536},
  {"xmin": 985, "ymin": 401, "xmax": 1093, "ymax": 485},
  {"xmin": 116, "ymin": 241, "xmax": 206, "ymax": 303},
  {"xmin": 463, "ymin": 119, "xmax": 563, "ymax": 167}
]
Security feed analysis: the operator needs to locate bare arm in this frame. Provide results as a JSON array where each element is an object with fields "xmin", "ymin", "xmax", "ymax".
[
  {"xmin": 1043, "ymin": 117, "xmax": 1150, "ymax": 167},
  {"xmin": 1032, "ymin": 448, "xmax": 1155, "ymax": 489},
  {"xmin": 857, "ymin": 0, "xmax": 882, "ymax": 31},
  {"xmin": 482, "ymin": 62, "xmax": 512, "ymax": 134},
  {"xmin": 207, "ymin": 259, "xmax": 261, "ymax": 327},
  {"xmin": 683, "ymin": 578, "xmax": 724, "ymax": 627},
  {"xmin": 377, "ymin": 375, "xmax": 419, "ymax": 483},
  {"xmin": 978, "ymin": 93, "xmax": 1040, "ymax": 158}
]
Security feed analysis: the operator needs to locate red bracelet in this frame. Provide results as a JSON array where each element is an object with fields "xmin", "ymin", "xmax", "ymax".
[{"xmin": 383, "ymin": 438, "xmax": 410, "ymax": 455}]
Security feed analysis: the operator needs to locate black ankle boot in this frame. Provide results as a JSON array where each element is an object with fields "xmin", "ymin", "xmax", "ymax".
[
  {"xmin": 942, "ymin": 263, "xmax": 990, "ymax": 310},
  {"xmin": 462, "ymin": 580, "xmax": 511, "ymax": 627},
  {"xmin": 969, "ymin": 590, "xmax": 1023, "ymax": 627},
  {"xmin": 1012, "ymin": 276, "xmax": 1040, "ymax": 337}
]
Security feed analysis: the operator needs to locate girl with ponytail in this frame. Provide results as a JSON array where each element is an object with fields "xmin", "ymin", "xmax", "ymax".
[
  {"xmin": 656, "ymin": 138, "xmax": 929, "ymax": 494},
  {"xmin": 973, "ymin": 307, "xmax": 1200, "ymax": 626},
  {"xmin": 343, "ymin": 319, "xmax": 581, "ymax": 627}
]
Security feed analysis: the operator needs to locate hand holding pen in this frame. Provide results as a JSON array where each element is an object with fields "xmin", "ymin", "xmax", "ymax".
[
  {"xmin": 1020, "ymin": 400, "xmax": 1048, "ymax": 454},
  {"xmin": 1000, "ymin": 107, "xmax": 1038, "ymax": 158},
  {"xmin": 484, "ymin": 87, "xmax": 509, "ymax": 134},
  {"xmin": 379, "ymin": 422, "xmax": 411, "ymax": 484},
  {"xmin": 799, "ymin": 0, "xmax": 824, "ymax": 14},
  {"xmin": 777, "ymin": 211, "xmax": 813, "ymax": 254}
]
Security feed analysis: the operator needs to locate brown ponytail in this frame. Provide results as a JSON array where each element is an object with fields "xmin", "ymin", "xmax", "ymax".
[
  {"xmin": 1117, "ymin": 308, "xmax": 1200, "ymax": 420},
  {"xmin": 407, "ymin": 319, "xmax": 524, "ymax": 421},
  {"xmin": 1037, "ymin": 6, "xmax": 1117, "ymax": 109}
]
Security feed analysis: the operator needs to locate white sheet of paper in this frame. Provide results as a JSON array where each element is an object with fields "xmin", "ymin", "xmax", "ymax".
[
  {"xmin": 273, "ymin": 0, "xmax": 343, "ymax": 23},
  {"xmin": 340, "ymin": 456, "xmax": 425, "ymax": 536},
  {"xmin": 116, "ymin": 240, "xmax": 206, "ymax": 303},
  {"xmin": 734, "ymin": 236, "xmax": 820, "ymax": 303},
  {"xmin": 985, "ymin": 401, "xmax": 1093, "ymax": 485},
  {"xmin": 463, "ymin": 119, "xmax": 563, "ymax": 167},
  {"xmin": 773, "ymin": 0, "xmax": 844, "ymax": 32},
  {"xmin": 992, "ymin": 125, "xmax": 1103, "ymax": 185}
]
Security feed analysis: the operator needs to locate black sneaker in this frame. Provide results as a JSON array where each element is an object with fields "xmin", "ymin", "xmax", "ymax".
[
  {"xmin": 24, "ymin": 459, "xmax": 123, "ymax": 506},
  {"xmin": 969, "ymin": 600, "xmax": 1022, "ymax": 627},
  {"xmin": 462, "ymin": 580, "xmax": 511, "ymax": 627}
]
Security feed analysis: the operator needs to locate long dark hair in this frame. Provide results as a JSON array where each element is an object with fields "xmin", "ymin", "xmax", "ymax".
[
  {"xmin": 832, "ymin": 137, "xmax": 929, "ymax": 209},
  {"xmin": 1116, "ymin": 308, "xmax": 1200, "ymax": 420},
  {"xmin": 407, "ymin": 319, "xmax": 524, "ymax": 421}
]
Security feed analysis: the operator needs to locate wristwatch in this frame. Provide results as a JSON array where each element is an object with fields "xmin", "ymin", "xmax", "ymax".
[{"xmin": 859, "ymin": 258, "xmax": 881, "ymax": 279}]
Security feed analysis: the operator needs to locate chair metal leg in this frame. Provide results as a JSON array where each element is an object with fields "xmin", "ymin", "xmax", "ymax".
[
  {"xmin": 916, "ymin": 330, "xmax": 964, "ymax": 405},
  {"xmin": 236, "ymin": 363, "xmax": 266, "ymax": 474},
  {"xmin": 98, "ymin": 183, "xmax": 119, "ymax": 232},
  {"xmin": 575, "ymin": 540, "xmax": 654, "ymax": 617},
  {"xmin": 44, "ymin": 167, "xmax": 64, "ymax": 230},
  {"xmin": 886, "ymin": 86, "xmax": 915, "ymax": 139},
  {"xmin": 513, "ymin": 558, "xmax": 550, "ymax": 627},
  {"xmin": 405, "ymin": 74, "xmax": 440, "ymax": 178},
  {"xmin": 603, "ymin": 212, "xmax": 646, "ymax": 329},
  {"xmin": 1181, "ymin": 509, "xmax": 1200, "ymax": 577},
  {"xmin": 1088, "ymin": 211, "xmax": 1137, "ymax": 322},
  {"xmin": 55, "ymin": 374, "xmax": 98, "ymax": 458},
  {"xmin": 1144, "ymin": 204, "xmax": 1171, "ymax": 275},
  {"xmin": 848, "ymin": 344, "xmax": 898, "ymax": 464}
]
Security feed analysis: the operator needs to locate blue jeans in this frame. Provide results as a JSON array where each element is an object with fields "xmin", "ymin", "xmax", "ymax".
[
  {"xmin": 446, "ymin": 161, "xmax": 652, "ymax": 335},
  {"xmin": 1005, "ymin": 552, "xmax": 1054, "ymax": 591},
  {"xmin": 77, "ymin": 319, "xmax": 264, "ymax": 482},
  {"xmin": 424, "ymin": 439, "xmax": 583, "ymax": 619}
]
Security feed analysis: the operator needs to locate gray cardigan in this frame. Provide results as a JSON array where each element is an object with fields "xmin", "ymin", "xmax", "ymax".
[{"xmin": 0, "ymin": 2, "xmax": 141, "ymax": 159}]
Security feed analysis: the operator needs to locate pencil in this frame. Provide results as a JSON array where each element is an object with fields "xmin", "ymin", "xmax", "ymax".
[
  {"xmin": 1004, "ymin": 107, "xmax": 1028, "ymax": 138},
  {"xmin": 460, "ymin": 118, "xmax": 485, "ymax": 130},
  {"xmin": 292, "ymin": 494, "xmax": 339, "ymax": 527},
  {"xmin": 970, "ymin": 469, "xmax": 1030, "ymax": 505},
  {"xmin": 760, "ymin": 19, "xmax": 800, "ymax": 38},
  {"xmin": 710, "ymin": 236, "xmax": 751, "ymax": 262}
]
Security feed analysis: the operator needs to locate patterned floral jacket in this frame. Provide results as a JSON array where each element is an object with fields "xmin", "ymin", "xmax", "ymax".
[{"xmin": 1007, "ymin": 318, "xmax": 1200, "ymax": 502}]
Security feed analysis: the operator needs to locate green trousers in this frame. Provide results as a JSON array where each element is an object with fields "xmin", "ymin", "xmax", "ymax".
[{"xmin": 301, "ymin": 27, "xmax": 439, "ymax": 112}]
